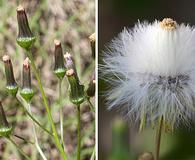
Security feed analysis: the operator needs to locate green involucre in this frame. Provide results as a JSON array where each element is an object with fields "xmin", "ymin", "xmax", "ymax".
[
  {"xmin": 20, "ymin": 88, "xmax": 34, "ymax": 102},
  {"xmin": 16, "ymin": 36, "xmax": 36, "ymax": 50},
  {"xmin": 6, "ymin": 85, "xmax": 18, "ymax": 96},
  {"xmin": 54, "ymin": 68, "xmax": 66, "ymax": 80},
  {"xmin": 68, "ymin": 76, "xmax": 85, "ymax": 105},
  {"xmin": 0, "ymin": 126, "xmax": 13, "ymax": 137}
]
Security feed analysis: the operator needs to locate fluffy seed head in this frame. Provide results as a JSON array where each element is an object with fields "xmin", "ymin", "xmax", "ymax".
[{"xmin": 101, "ymin": 18, "xmax": 195, "ymax": 129}]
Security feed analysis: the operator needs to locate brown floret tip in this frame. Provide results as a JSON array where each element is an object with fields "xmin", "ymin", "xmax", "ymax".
[
  {"xmin": 160, "ymin": 18, "xmax": 177, "ymax": 30},
  {"xmin": 17, "ymin": 5, "xmax": 25, "ymax": 12},
  {"xmin": 54, "ymin": 39, "xmax": 61, "ymax": 46},
  {"xmin": 2, "ymin": 55, "xmax": 10, "ymax": 62},
  {"xmin": 66, "ymin": 69, "xmax": 75, "ymax": 77},
  {"xmin": 89, "ymin": 33, "xmax": 95, "ymax": 42}
]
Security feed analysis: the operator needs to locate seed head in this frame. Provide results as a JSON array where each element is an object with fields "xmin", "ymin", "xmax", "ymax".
[{"xmin": 101, "ymin": 18, "xmax": 195, "ymax": 129}]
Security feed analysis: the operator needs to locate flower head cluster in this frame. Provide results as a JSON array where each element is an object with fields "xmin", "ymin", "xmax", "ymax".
[{"xmin": 101, "ymin": 18, "xmax": 195, "ymax": 129}]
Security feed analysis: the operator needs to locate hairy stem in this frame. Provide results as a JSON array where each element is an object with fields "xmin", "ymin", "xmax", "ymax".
[
  {"xmin": 77, "ymin": 105, "xmax": 81, "ymax": 160},
  {"xmin": 28, "ymin": 103, "xmax": 48, "ymax": 160},
  {"xmin": 7, "ymin": 138, "xmax": 31, "ymax": 160},
  {"xmin": 26, "ymin": 50, "xmax": 67, "ymax": 160},
  {"xmin": 155, "ymin": 116, "xmax": 163, "ymax": 160}
]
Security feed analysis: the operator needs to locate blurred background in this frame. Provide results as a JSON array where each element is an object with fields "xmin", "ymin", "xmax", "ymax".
[
  {"xmin": 0, "ymin": 0, "xmax": 95, "ymax": 159},
  {"xmin": 98, "ymin": 0, "xmax": 195, "ymax": 160}
]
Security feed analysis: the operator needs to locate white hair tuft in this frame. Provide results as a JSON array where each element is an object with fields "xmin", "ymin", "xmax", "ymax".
[{"xmin": 101, "ymin": 18, "xmax": 195, "ymax": 129}]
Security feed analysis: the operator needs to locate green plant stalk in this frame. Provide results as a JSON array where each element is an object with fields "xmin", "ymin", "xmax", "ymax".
[
  {"xmin": 90, "ymin": 145, "xmax": 95, "ymax": 160},
  {"xmin": 59, "ymin": 79, "xmax": 65, "ymax": 148},
  {"xmin": 86, "ymin": 97, "xmax": 95, "ymax": 112},
  {"xmin": 77, "ymin": 105, "xmax": 81, "ymax": 160},
  {"xmin": 154, "ymin": 116, "xmax": 163, "ymax": 160},
  {"xmin": 16, "ymin": 94, "xmax": 52, "ymax": 136},
  {"xmin": 7, "ymin": 137, "xmax": 31, "ymax": 160},
  {"xmin": 14, "ymin": 134, "xmax": 34, "ymax": 145},
  {"xmin": 28, "ymin": 103, "xmax": 48, "ymax": 160},
  {"xmin": 26, "ymin": 50, "xmax": 67, "ymax": 160}
]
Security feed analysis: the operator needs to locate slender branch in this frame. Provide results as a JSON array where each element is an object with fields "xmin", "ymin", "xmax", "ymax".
[
  {"xmin": 14, "ymin": 134, "xmax": 34, "ymax": 145},
  {"xmin": 77, "ymin": 105, "xmax": 81, "ymax": 160},
  {"xmin": 86, "ymin": 97, "xmax": 95, "ymax": 112},
  {"xmin": 90, "ymin": 145, "xmax": 95, "ymax": 160},
  {"xmin": 7, "ymin": 137, "xmax": 31, "ymax": 160},
  {"xmin": 27, "ymin": 103, "xmax": 48, "ymax": 160},
  {"xmin": 154, "ymin": 116, "xmax": 163, "ymax": 160},
  {"xmin": 26, "ymin": 50, "xmax": 67, "ymax": 160},
  {"xmin": 16, "ymin": 94, "xmax": 52, "ymax": 136},
  {"xmin": 59, "ymin": 79, "xmax": 65, "ymax": 148}
]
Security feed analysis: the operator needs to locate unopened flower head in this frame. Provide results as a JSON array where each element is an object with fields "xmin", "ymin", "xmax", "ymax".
[
  {"xmin": 20, "ymin": 58, "xmax": 34, "ymax": 102},
  {"xmin": 53, "ymin": 39, "xmax": 66, "ymax": 79},
  {"xmin": 0, "ymin": 102, "xmax": 13, "ymax": 137},
  {"xmin": 89, "ymin": 33, "xmax": 96, "ymax": 59},
  {"xmin": 16, "ymin": 5, "xmax": 36, "ymax": 50},
  {"xmin": 101, "ymin": 18, "xmax": 195, "ymax": 130},
  {"xmin": 64, "ymin": 52, "xmax": 85, "ymax": 105},
  {"xmin": 86, "ymin": 72, "xmax": 96, "ymax": 97},
  {"xmin": 66, "ymin": 69, "xmax": 85, "ymax": 105},
  {"xmin": 3, "ymin": 55, "xmax": 18, "ymax": 96}
]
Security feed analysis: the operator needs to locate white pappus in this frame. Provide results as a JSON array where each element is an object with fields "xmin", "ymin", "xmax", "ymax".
[{"xmin": 101, "ymin": 18, "xmax": 195, "ymax": 130}]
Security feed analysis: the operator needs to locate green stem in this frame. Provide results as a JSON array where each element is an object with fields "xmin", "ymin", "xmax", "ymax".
[
  {"xmin": 59, "ymin": 79, "xmax": 65, "ymax": 148},
  {"xmin": 86, "ymin": 97, "xmax": 95, "ymax": 112},
  {"xmin": 154, "ymin": 116, "xmax": 163, "ymax": 160},
  {"xmin": 90, "ymin": 146, "xmax": 95, "ymax": 160},
  {"xmin": 27, "ymin": 103, "xmax": 48, "ymax": 160},
  {"xmin": 77, "ymin": 105, "xmax": 81, "ymax": 160},
  {"xmin": 16, "ymin": 94, "xmax": 52, "ymax": 136},
  {"xmin": 14, "ymin": 134, "xmax": 34, "ymax": 145},
  {"xmin": 26, "ymin": 50, "xmax": 67, "ymax": 160},
  {"xmin": 7, "ymin": 137, "xmax": 32, "ymax": 160}
]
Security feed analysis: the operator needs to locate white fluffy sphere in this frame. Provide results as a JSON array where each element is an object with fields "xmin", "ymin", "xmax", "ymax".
[{"xmin": 101, "ymin": 18, "xmax": 195, "ymax": 129}]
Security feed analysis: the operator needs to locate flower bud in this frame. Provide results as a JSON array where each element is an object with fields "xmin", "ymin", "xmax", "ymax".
[
  {"xmin": 66, "ymin": 69, "xmax": 85, "ymax": 105},
  {"xmin": 20, "ymin": 58, "xmax": 34, "ymax": 102},
  {"xmin": 3, "ymin": 55, "xmax": 18, "ymax": 96},
  {"xmin": 0, "ymin": 102, "xmax": 13, "ymax": 137},
  {"xmin": 89, "ymin": 33, "xmax": 95, "ymax": 59},
  {"xmin": 16, "ymin": 5, "xmax": 36, "ymax": 50},
  {"xmin": 138, "ymin": 152, "xmax": 154, "ymax": 160},
  {"xmin": 86, "ymin": 72, "xmax": 95, "ymax": 97},
  {"xmin": 53, "ymin": 39, "xmax": 66, "ymax": 79}
]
